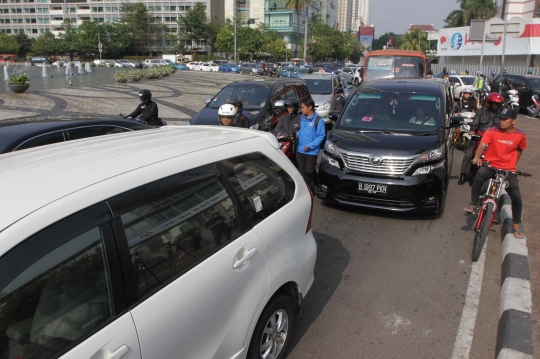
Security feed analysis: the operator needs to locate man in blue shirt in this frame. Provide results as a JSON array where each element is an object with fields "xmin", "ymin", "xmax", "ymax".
[{"xmin": 297, "ymin": 98, "xmax": 326, "ymax": 190}]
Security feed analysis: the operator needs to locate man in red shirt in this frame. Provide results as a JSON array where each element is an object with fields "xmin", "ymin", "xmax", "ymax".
[{"xmin": 465, "ymin": 108, "xmax": 527, "ymax": 238}]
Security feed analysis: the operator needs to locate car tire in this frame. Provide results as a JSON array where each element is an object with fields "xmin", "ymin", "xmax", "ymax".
[{"xmin": 247, "ymin": 294, "xmax": 294, "ymax": 359}]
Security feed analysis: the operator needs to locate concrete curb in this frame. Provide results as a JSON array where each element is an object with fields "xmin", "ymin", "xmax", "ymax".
[{"xmin": 496, "ymin": 193, "xmax": 534, "ymax": 359}]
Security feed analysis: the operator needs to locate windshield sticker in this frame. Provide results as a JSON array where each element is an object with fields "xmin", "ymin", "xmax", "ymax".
[
  {"xmin": 345, "ymin": 118, "xmax": 352, "ymax": 123},
  {"xmin": 361, "ymin": 116, "xmax": 373, "ymax": 122},
  {"xmin": 253, "ymin": 196, "xmax": 263, "ymax": 212}
]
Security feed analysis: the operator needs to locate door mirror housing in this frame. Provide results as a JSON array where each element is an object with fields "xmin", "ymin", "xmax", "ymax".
[
  {"xmin": 329, "ymin": 110, "xmax": 340, "ymax": 121},
  {"xmin": 204, "ymin": 98, "xmax": 212, "ymax": 104}
]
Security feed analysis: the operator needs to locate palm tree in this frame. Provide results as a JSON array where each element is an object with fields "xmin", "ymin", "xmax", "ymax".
[
  {"xmin": 285, "ymin": 0, "xmax": 312, "ymax": 57},
  {"xmin": 399, "ymin": 29, "xmax": 428, "ymax": 52},
  {"xmin": 444, "ymin": 0, "xmax": 498, "ymax": 28},
  {"xmin": 444, "ymin": 9, "xmax": 465, "ymax": 28}
]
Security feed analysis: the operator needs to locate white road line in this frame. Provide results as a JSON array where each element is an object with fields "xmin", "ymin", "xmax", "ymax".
[{"xmin": 451, "ymin": 237, "xmax": 488, "ymax": 359}]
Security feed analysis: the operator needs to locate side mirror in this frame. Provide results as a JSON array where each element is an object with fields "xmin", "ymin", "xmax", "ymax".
[
  {"xmin": 448, "ymin": 116, "xmax": 464, "ymax": 128},
  {"xmin": 204, "ymin": 98, "xmax": 212, "ymax": 104},
  {"xmin": 471, "ymin": 134, "xmax": 482, "ymax": 142},
  {"xmin": 329, "ymin": 110, "xmax": 340, "ymax": 121},
  {"xmin": 274, "ymin": 100, "xmax": 285, "ymax": 108}
]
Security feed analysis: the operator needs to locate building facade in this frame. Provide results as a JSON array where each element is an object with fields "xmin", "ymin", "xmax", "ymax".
[
  {"xmin": 318, "ymin": 0, "xmax": 338, "ymax": 28},
  {"xmin": 502, "ymin": 0, "xmax": 535, "ymax": 19},
  {"xmin": 337, "ymin": 0, "xmax": 352, "ymax": 32}
]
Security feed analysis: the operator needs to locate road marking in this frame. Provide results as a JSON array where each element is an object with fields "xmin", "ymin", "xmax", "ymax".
[{"xmin": 451, "ymin": 237, "xmax": 488, "ymax": 359}]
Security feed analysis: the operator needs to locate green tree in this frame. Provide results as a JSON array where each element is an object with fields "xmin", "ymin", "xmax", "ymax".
[
  {"xmin": 285, "ymin": 0, "xmax": 312, "ymax": 57},
  {"xmin": 57, "ymin": 19, "xmax": 78, "ymax": 60},
  {"xmin": 207, "ymin": 14, "xmax": 224, "ymax": 56},
  {"xmin": 31, "ymin": 30, "xmax": 57, "ymax": 60},
  {"xmin": 11, "ymin": 31, "xmax": 33, "ymax": 58},
  {"xmin": 237, "ymin": 26, "xmax": 263, "ymax": 60},
  {"xmin": 177, "ymin": 2, "xmax": 208, "ymax": 56},
  {"xmin": 444, "ymin": 0, "xmax": 498, "ymax": 28},
  {"xmin": 0, "ymin": 32, "xmax": 19, "ymax": 54},
  {"xmin": 399, "ymin": 29, "xmax": 428, "ymax": 51},
  {"xmin": 267, "ymin": 38, "xmax": 288, "ymax": 59},
  {"xmin": 215, "ymin": 27, "xmax": 234, "ymax": 58},
  {"xmin": 346, "ymin": 32, "xmax": 363, "ymax": 63},
  {"xmin": 119, "ymin": 2, "xmax": 154, "ymax": 55}
]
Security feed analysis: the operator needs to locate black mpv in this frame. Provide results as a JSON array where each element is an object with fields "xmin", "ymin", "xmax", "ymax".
[{"xmin": 318, "ymin": 78, "xmax": 460, "ymax": 214}]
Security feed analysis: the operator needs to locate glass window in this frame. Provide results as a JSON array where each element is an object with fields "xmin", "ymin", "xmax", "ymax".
[
  {"xmin": 219, "ymin": 153, "xmax": 295, "ymax": 226},
  {"xmin": 170, "ymin": 5, "xmax": 176, "ymax": 10},
  {"xmin": 113, "ymin": 164, "xmax": 241, "ymax": 299},
  {"xmin": 16, "ymin": 131, "xmax": 65, "ymax": 151},
  {"xmin": 209, "ymin": 86, "xmax": 270, "ymax": 110},
  {"xmin": 67, "ymin": 126, "xmax": 128, "ymax": 140},
  {"xmin": 304, "ymin": 78, "xmax": 333, "ymax": 95},
  {"xmin": 0, "ymin": 227, "xmax": 113, "ymax": 359}
]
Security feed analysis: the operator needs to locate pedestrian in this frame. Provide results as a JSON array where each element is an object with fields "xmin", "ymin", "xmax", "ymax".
[{"xmin": 297, "ymin": 98, "xmax": 326, "ymax": 191}]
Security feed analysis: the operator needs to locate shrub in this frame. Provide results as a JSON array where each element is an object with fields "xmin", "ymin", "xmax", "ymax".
[
  {"xmin": 113, "ymin": 70, "xmax": 129, "ymax": 83},
  {"xmin": 159, "ymin": 66, "xmax": 171, "ymax": 77},
  {"xmin": 9, "ymin": 74, "xmax": 29, "ymax": 85},
  {"xmin": 145, "ymin": 67, "xmax": 161, "ymax": 79},
  {"xmin": 129, "ymin": 69, "xmax": 144, "ymax": 81}
]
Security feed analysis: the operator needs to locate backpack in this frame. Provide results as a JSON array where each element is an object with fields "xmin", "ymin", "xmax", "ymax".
[{"xmin": 313, "ymin": 115, "xmax": 326, "ymax": 149}]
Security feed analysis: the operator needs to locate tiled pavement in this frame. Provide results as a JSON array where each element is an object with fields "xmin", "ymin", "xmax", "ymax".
[{"xmin": 0, "ymin": 71, "xmax": 243, "ymax": 125}]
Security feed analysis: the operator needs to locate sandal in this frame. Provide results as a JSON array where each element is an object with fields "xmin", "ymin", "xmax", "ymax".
[
  {"xmin": 464, "ymin": 205, "xmax": 477, "ymax": 215},
  {"xmin": 512, "ymin": 228, "xmax": 525, "ymax": 239}
]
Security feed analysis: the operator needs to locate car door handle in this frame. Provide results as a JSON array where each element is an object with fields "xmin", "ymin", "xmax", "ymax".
[
  {"xmin": 108, "ymin": 345, "xmax": 129, "ymax": 359},
  {"xmin": 233, "ymin": 248, "xmax": 258, "ymax": 269}
]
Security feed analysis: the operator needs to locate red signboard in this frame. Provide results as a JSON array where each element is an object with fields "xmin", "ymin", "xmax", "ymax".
[{"xmin": 360, "ymin": 27, "xmax": 374, "ymax": 36}]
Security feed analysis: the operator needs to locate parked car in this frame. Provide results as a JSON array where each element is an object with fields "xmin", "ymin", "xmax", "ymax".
[
  {"xmin": 0, "ymin": 126, "xmax": 316, "ymax": 359},
  {"xmin": 30, "ymin": 57, "xmax": 51, "ymax": 66},
  {"xmin": 0, "ymin": 115, "xmax": 154, "ymax": 154},
  {"xmin": 189, "ymin": 78, "xmax": 311, "ymax": 130},
  {"xmin": 117, "ymin": 59, "xmax": 141, "ymax": 68},
  {"xmin": 173, "ymin": 63, "xmax": 190, "ymax": 70},
  {"xmin": 219, "ymin": 62, "xmax": 240, "ymax": 73},
  {"xmin": 240, "ymin": 63, "xmax": 264, "ymax": 75},
  {"xmin": 200, "ymin": 62, "xmax": 220, "ymax": 71},
  {"xmin": 231, "ymin": 64, "xmax": 241, "ymax": 73},
  {"xmin": 144, "ymin": 59, "xmax": 168, "ymax": 67},
  {"xmin": 113, "ymin": 60, "xmax": 128, "ymax": 68},
  {"xmin": 491, "ymin": 73, "xmax": 540, "ymax": 110},
  {"xmin": 340, "ymin": 67, "xmax": 357, "ymax": 84},
  {"xmin": 299, "ymin": 73, "xmax": 346, "ymax": 124},
  {"xmin": 318, "ymin": 78, "xmax": 459, "ymax": 214},
  {"xmin": 186, "ymin": 62, "xmax": 199, "ymax": 70}
]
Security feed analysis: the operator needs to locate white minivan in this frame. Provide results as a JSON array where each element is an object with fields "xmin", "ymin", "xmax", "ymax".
[{"xmin": 0, "ymin": 126, "xmax": 316, "ymax": 359}]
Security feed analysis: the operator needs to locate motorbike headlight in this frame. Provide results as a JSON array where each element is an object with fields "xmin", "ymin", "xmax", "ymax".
[
  {"xmin": 411, "ymin": 146, "xmax": 444, "ymax": 166},
  {"xmin": 250, "ymin": 123, "xmax": 259, "ymax": 130},
  {"xmin": 412, "ymin": 161, "xmax": 444, "ymax": 176},
  {"xmin": 319, "ymin": 102, "xmax": 332, "ymax": 111}
]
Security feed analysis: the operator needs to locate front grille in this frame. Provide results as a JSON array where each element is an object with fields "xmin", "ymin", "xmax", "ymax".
[
  {"xmin": 334, "ymin": 193, "xmax": 416, "ymax": 208},
  {"xmin": 341, "ymin": 152, "xmax": 417, "ymax": 175}
]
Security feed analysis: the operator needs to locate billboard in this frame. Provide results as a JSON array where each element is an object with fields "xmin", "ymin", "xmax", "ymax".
[
  {"xmin": 359, "ymin": 26, "xmax": 374, "ymax": 49},
  {"xmin": 437, "ymin": 19, "xmax": 540, "ymax": 56}
]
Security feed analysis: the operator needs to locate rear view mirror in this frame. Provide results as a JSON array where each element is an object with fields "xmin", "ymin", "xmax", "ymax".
[
  {"xmin": 347, "ymin": 85, "xmax": 354, "ymax": 90},
  {"xmin": 471, "ymin": 135, "xmax": 482, "ymax": 142},
  {"xmin": 204, "ymin": 98, "xmax": 212, "ymax": 104}
]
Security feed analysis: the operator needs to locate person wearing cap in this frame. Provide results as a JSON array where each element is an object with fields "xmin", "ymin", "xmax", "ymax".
[
  {"xmin": 228, "ymin": 98, "xmax": 250, "ymax": 128},
  {"xmin": 465, "ymin": 108, "xmax": 527, "ymax": 238},
  {"xmin": 125, "ymin": 89, "xmax": 163, "ymax": 126},
  {"xmin": 217, "ymin": 104, "xmax": 249, "ymax": 128},
  {"xmin": 454, "ymin": 88, "xmax": 478, "ymax": 115}
]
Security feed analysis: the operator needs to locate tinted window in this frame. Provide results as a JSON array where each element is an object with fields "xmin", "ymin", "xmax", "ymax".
[
  {"xmin": 67, "ymin": 126, "xmax": 129, "ymax": 140},
  {"xmin": 304, "ymin": 78, "xmax": 333, "ymax": 94},
  {"xmin": 513, "ymin": 77, "xmax": 527, "ymax": 87},
  {"xmin": 114, "ymin": 164, "xmax": 241, "ymax": 299},
  {"xmin": 15, "ymin": 131, "xmax": 65, "ymax": 151},
  {"xmin": 297, "ymin": 85, "xmax": 310, "ymax": 98},
  {"xmin": 208, "ymin": 86, "xmax": 270, "ymax": 110},
  {"xmin": 219, "ymin": 153, "xmax": 295, "ymax": 226},
  {"xmin": 461, "ymin": 77, "xmax": 475, "ymax": 85},
  {"xmin": 527, "ymin": 78, "xmax": 540, "ymax": 90},
  {"xmin": 0, "ymin": 227, "xmax": 112, "ymax": 359}
]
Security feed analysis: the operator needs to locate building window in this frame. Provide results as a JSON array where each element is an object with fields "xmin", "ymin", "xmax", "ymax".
[
  {"xmin": 39, "ymin": 28, "xmax": 44, "ymax": 33},
  {"xmin": 78, "ymin": 5, "xmax": 89, "ymax": 9},
  {"xmin": 178, "ymin": 5, "xmax": 184, "ymax": 10},
  {"xmin": 24, "ymin": 7, "xmax": 36, "ymax": 12},
  {"xmin": 26, "ymin": 28, "xmax": 32, "ymax": 33},
  {"xmin": 91, "ymin": 6, "xmax": 103, "ymax": 12},
  {"xmin": 6, "ymin": 29, "xmax": 11, "ymax": 33}
]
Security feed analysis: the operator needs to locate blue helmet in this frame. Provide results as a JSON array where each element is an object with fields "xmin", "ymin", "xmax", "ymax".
[{"xmin": 491, "ymin": 70, "xmax": 496, "ymax": 75}]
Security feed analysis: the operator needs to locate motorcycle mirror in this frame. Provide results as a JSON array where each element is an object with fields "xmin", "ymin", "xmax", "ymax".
[
  {"xmin": 204, "ymin": 98, "xmax": 212, "ymax": 104},
  {"xmin": 274, "ymin": 100, "xmax": 285, "ymax": 108},
  {"xmin": 448, "ymin": 116, "xmax": 464, "ymax": 129}
]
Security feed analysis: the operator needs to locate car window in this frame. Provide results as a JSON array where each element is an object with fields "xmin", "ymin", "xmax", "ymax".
[
  {"xmin": 527, "ymin": 78, "xmax": 540, "ymax": 90},
  {"xmin": 218, "ymin": 152, "xmax": 295, "ymax": 226},
  {"xmin": 67, "ymin": 126, "xmax": 129, "ymax": 140},
  {"xmin": 333, "ymin": 76, "xmax": 341, "ymax": 88},
  {"xmin": 304, "ymin": 78, "xmax": 333, "ymax": 94},
  {"xmin": 297, "ymin": 85, "xmax": 310, "ymax": 99},
  {"xmin": 460, "ymin": 77, "xmax": 475, "ymax": 86},
  {"xmin": 15, "ymin": 131, "xmax": 65, "ymax": 151},
  {"xmin": 208, "ymin": 86, "xmax": 270, "ymax": 110},
  {"xmin": 0, "ymin": 227, "xmax": 113, "ymax": 359},
  {"xmin": 514, "ymin": 77, "xmax": 527, "ymax": 87},
  {"xmin": 112, "ymin": 164, "xmax": 242, "ymax": 299},
  {"xmin": 449, "ymin": 76, "xmax": 460, "ymax": 84}
]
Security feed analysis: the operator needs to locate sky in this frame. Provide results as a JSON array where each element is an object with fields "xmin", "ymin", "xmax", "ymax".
[{"xmin": 370, "ymin": 0, "xmax": 466, "ymax": 37}]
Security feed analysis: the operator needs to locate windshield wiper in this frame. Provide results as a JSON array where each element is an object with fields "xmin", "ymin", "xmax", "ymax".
[
  {"xmin": 355, "ymin": 130, "xmax": 408, "ymax": 135},
  {"xmin": 415, "ymin": 131, "xmax": 439, "ymax": 136}
]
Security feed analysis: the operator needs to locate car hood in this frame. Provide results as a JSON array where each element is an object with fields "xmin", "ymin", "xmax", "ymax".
[
  {"xmin": 189, "ymin": 107, "xmax": 261, "ymax": 126},
  {"xmin": 328, "ymin": 128, "xmax": 441, "ymax": 156},
  {"xmin": 311, "ymin": 94, "xmax": 333, "ymax": 106}
]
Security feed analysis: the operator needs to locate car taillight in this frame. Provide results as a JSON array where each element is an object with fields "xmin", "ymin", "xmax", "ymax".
[{"xmin": 306, "ymin": 184, "xmax": 313, "ymax": 234}]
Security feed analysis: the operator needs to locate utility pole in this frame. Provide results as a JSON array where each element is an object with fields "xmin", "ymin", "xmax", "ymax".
[
  {"xmin": 98, "ymin": 33, "xmax": 102, "ymax": 62},
  {"xmin": 303, "ymin": 5, "xmax": 309, "ymax": 60},
  {"xmin": 234, "ymin": 15, "xmax": 237, "ymax": 63}
]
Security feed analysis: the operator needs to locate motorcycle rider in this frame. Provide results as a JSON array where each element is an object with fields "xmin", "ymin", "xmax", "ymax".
[
  {"xmin": 276, "ymin": 97, "xmax": 301, "ymax": 134},
  {"xmin": 454, "ymin": 88, "xmax": 478, "ymax": 114},
  {"xmin": 217, "ymin": 103, "xmax": 249, "ymax": 128},
  {"xmin": 228, "ymin": 98, "xmax": 251, "ymax": 128},
  {"xmin": 487, "ymin": 70, "xmax": 497, "ymax": 88},
  {"xmin": 125, "ymin": 89, "xmax": 163, "ymax": 126},
  {"xmin": 457, "ymin": 93, "xmax": 504, "ymax": 185},
  {"xmin": 464, "ymin": 108, "xmax": 527, "ymax": 238}
]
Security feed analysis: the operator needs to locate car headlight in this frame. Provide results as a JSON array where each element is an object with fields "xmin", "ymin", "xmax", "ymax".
[
  {"xmin": 319, "ymin": 102, "xmax": 332, "ymax": 111},
  {"xmin": 412, "ymin": 161, "xmax": 444, "ymax": 176},
  {"xmin": 250, "ymin": 123, "xmax": 259, "ymax": 130},
  {"xmin": 322, "ymin": 154, "xmax": 340, "ymax": 169},
  {"xmin": 411, "ymin": 146, "xmax": 444, "ymax": 166}
]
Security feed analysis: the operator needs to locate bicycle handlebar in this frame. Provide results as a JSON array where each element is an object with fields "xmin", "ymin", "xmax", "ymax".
[{"xmin": 481, "ymin": 162, "xmax": 532, "ymax": 177}]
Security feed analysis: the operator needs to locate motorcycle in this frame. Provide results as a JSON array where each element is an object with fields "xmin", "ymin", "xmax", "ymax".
[
  {"xmin": 268, "ymin": 68, "xmax": 278, "ymax": 77},
  {"xmin": 453, "ymin": 111, "xmax": 475, "ymax": 150},
  {"xmin": 505, "ymin": 89, "xmax": 520, "ymax": 111},
  {"xmin": 273, "ymin": 124, "xmax": 300, "ymax": 164},
  {"xmin": 119, "ymin": 113, "xmax": 167, "ymax": 126},
  {"xmin": 527, "ymin": 94, "xmax": 539, "ymax": 118}
]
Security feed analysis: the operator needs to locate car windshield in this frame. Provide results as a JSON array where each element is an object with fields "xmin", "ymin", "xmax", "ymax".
[
  {"xmin": 527, "ymin": 78, "xmax": 540, "ymax": 90},
  {"xmin": 207, "ymin": 87, "xmax": 271, "ymax": 110},
  {"xmin": 461, "ymin": 77, "xmax": 475, "ymax": 85},
  {"xmin": 364, "ymin": 55, "xmax": 425, "ymax": 82},
  {"xmin": 304, "ymin": 79, "xmax": 333, "ymax": 94},
  {"xmin": 337, "ymin": 88, "xmax": 442, "ymax": 134}
]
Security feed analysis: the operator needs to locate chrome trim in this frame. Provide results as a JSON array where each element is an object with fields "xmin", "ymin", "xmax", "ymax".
[{"xmin": 340, "ymin": 149, "xmax": 418, "ymax": 175}]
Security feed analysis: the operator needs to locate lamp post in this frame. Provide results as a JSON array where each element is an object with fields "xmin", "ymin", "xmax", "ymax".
[
  {"xmin": 303, "ymin": 5, "xmax": 309, "ymax": 60},
  {"xmin": 234, "ymin": 15, "xmax": 237, "ymax": 63}
]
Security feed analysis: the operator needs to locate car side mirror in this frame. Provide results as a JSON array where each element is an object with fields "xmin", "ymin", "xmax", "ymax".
[
  {"xmin": 448, "ymin": 116, "xmax": 464, "ymax": 128},
  {"xmin": 329, "ymin": 110, "xmax": 340, "ymax": 121},
  {"xmin": 204, "ymin": 98, "xmax": 212, "ymax": 104},
  {"xmin": 274, "ymin": 100, "xmax": 285, "ymax": 108}
]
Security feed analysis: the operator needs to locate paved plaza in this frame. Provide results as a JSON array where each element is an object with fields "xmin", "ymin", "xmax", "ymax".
[{"xmin": 0, "ymin": 70, "xmax": 242, "ymax": 124}]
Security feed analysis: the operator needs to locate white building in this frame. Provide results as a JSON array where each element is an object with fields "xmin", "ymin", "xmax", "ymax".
[
  {"xmin": 502, "ymin": 0, "xmax": 536, "ymax": 19},
  {"xmin": 338, "ymin": 0, "xmax": 353, "ymax": 32},
  {"xmin": 358, "ymin": 0, "xmax": 370, "ymax": 26},
  {"xmin": 319, "ymin": 0, "xmax": 338, "ymax": 29}
]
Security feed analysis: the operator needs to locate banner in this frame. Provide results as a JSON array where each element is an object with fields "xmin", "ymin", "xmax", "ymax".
[
  {"xmin": 359, "ymin": 27, "xmax": 374, "ymax": 48},
  {"xmin": 437, "ymin": 19, "xmax": 540, "ymax": 56}
]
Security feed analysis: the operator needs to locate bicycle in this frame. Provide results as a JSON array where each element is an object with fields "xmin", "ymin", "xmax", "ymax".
[{"xmin": 471, "ymin": 163, "xmax": 532, "ymax": 261}]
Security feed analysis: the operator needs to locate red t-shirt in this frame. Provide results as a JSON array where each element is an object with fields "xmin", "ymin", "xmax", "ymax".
[{"xmin": 481, "ymin": 126, "xmax": 527, "ymax": 171}]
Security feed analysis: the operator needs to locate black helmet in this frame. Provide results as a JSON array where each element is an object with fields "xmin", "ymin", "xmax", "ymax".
[
  {"xmin": 442, "ymin": 67, "xmax": 448, "ymax": 74},
  {"xmin": 284, "ymin": 97, "xmax": 299, "ymax": 112},
  {"xmin": 229, "ymin": 98, "xmax": 243, "ymax": 113},
  {"xmin": 138, "ymin": 89, "xmax": 152, "ymax": 103}
]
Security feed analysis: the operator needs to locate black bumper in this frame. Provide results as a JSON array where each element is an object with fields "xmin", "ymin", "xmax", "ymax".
[{"xmin": 318, "ymin": 162, "xmax": 446, "ymax": 214}]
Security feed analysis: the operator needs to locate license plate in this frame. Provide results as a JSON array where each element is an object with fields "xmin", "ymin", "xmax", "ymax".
[{"xmin": 358, "ymin": 182, "xmax": 387, "ymax": 194}]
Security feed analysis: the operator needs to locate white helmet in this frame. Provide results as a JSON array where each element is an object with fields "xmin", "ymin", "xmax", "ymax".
[{"xmin": 218, "ymin": 104, "xmax": 237, "ymax": 125}]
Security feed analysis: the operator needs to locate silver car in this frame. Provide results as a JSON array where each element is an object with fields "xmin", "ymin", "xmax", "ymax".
[
  {"xmin": 340, "ymin": 67, "xmax": 357, "ymax": 84},
  {"xmin": 300, "ymin": 73, "xmax": 345, "ymax": 123}
]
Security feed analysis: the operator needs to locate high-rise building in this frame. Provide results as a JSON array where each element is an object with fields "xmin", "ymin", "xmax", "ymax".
[
  {"xmin": 338, "ymin": 0, "xmax": 353, "ymax": 32},
  {"xmin": 319, "ymin": 0, "xmax": 338, "ymax": 29},
  {"xmin": 358, "ymin": 0, "xmax": 370, "ymax": 26}
]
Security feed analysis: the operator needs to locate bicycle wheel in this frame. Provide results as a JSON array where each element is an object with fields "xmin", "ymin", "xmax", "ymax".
[{"xmin": 471, "ymin": 202, "xmax": 494, "ymax": 261}]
